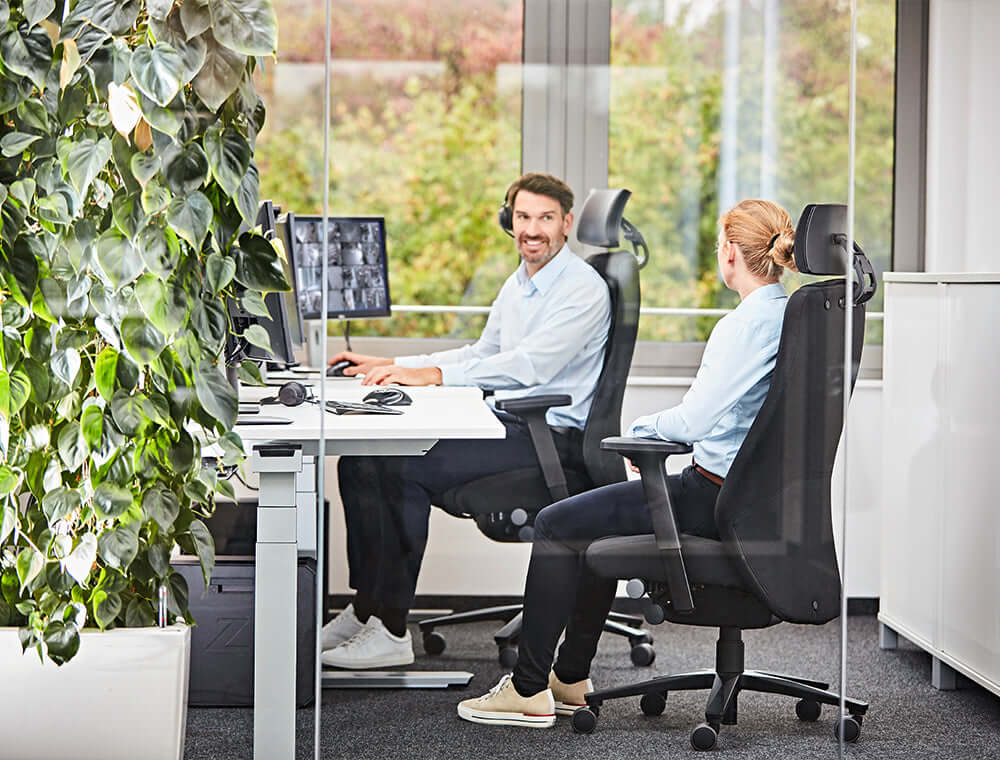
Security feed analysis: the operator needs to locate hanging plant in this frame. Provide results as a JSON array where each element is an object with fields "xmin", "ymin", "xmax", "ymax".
[{"xmin": 0, "ymin": 0, "xmax": 285, "ymax": 664}]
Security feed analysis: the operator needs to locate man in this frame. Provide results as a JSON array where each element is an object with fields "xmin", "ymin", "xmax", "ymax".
[{"xmin": 321, "ymin": 173, "xmax": 612, "ymax": 669}]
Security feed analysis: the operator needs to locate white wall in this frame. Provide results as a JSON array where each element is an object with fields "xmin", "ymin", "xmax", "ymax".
[
  {"xmin": 323, "ymin": 377, "xmax": 884, "ymax": 599},
  {"xmin": 925, "ymin": 0, "xmax": 1000, "ymax": 273}
]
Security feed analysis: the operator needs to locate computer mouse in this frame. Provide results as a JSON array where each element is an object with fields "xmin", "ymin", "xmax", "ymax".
[
  {"xmin": 362, "ymin": 388, "xmax": 412, "ymax": 406},
  {"xmin": 327, "ymin": 359, "xmax": 357, "ymax": 377}
]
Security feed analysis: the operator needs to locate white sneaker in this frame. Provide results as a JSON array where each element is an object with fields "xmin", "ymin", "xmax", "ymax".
[
  {"xmin": 320, "ymin": 604, "xmax": 365, "ymax": 651},
  {"xmin": 321, "ymin": 616, "xmax": 414, "ymax": 669},
  {"xmin": 457, "ymin": 674, "xmax": 556, "ymax": 728}
]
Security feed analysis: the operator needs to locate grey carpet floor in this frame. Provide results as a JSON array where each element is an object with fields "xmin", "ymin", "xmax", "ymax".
[{"xmin": 184, "ymin": 614, "xmax": 1000, "ymax": 759}]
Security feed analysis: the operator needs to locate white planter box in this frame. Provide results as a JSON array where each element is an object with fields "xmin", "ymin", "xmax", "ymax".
[{"xmin": 0, "ymin": 624, "xmax": 191, "ymax": 760}]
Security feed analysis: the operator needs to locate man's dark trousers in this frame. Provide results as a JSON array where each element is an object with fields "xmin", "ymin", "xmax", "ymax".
[{"xmin": 338, "ymin": 411, "xmax": 583, "ymax": 610}]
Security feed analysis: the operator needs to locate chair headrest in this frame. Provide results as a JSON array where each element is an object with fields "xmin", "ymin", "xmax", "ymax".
[
  {"xmin": 577, "ymin": 189, "xmax": 632, "ymax": 248},
  {"xmin": 795, "ymin": 203, "xmax": 877, "ymax": 304}
]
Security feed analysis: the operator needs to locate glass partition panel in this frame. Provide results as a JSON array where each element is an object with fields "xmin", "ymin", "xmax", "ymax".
[
  {"xmin": 609, "ymin": 0, "xmax": 893, "ymax": 343},
  {"xmin": 258, "ymin": 0, "xmax": 523, "ymax": 341}
]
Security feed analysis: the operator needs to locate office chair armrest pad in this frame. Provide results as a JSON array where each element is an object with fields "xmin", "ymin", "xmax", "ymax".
[
  {"xmin": 601, "ymin": 436, "xmax": 693, "ymax": 457},
  {"xmin": 496, "ymin": 394, "xmax": 573, "ymax": 415}
]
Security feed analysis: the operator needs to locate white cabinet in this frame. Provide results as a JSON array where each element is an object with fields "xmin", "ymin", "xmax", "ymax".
[{"xmin": 879, "ymin": 273, "xmax": 1000, "ymax": 695}]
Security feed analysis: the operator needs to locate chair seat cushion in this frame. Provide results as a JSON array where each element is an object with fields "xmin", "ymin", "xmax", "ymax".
[
  {"xmin": 586, "ymin": 533, "xmax": 747, "ymax": 589},
  {"xmin": 437, "ymin": 467, "xmax": 592, "ymax": 518},
  {"xmin": 586, "ymin": 534, "xmax": 776, "ymax": 629}
]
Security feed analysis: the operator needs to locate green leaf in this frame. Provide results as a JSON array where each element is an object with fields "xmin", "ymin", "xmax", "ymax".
[
  {"xmin": 0, "ymin": 131, "xmax": 41, "ymax": 157},
  {"xmin": 137, "ymin": 89, "xmax": 185, "ymax": 135},
  {"xmin": 57, "ymin": 422, "xmax": 89, "ymax": 470},
  {"xmin": 140, "ymin": 176, "xmax": 170, "ymax": 215},
  {"xmin": 95, "ymin": 346, "xmax": 118, "ymax": 401},
  {"xmin": 0, "ymin": 25, "xmax": 53, "ymax": 89},
  {"xmin": 0, "ymin": 466, "xmax": 22, "ymax": 496},
  {"xmin": 130, "ymin": 42, "xmax": 183, "ymax": 107},
  {"xmin": 16, "ymin": 548, "xmax": 44, "ymax": 593},
  {"xmin": 151, "ymin": 8, "xmax": 207, "ymax": 83},
  {"xmin": 35, "ymin": 193, "xmax": 71, "ymax": 225},
  {"xmin": 190, "ymin": 299, "xmax": 228, "ymax": 352},
  {"xmin": 94, "ymin": 482, "xmax": 133, "ymax": 521},
  {"xmin": 147, "ymin": 542, "xmax": 171, "ymax": 578},
  {"xmin": 25, "ymin": 0, "xmax": 56, "ymax": 29},
  {"xmin": 96, "ymin": 230, "xmax": 142, "ymax": 289},
  {"xmin": 193, "ymin": 32, "xmax": 246, "ymax": 111},
  {"xmin": 15, "ymin": 98, "xmax": 48, "ymax": 131},
  {"xmin": 238, "ymin": 288, "xmax": 270, "ymax": 318},
  {"xmin": 9, "ymin": 178, "xmax": 36, "ymax": 207},
  {"xmin": 137, "ymin": 224, "xmax": 181, "ymax": 279},
  {"xmin": 98, "ymin": 525, "xmax": 139, "ymax": 571},
  {"xmin": 143, "ymin": 486, "xmax": 180, "ymax": 532},
  {"xmin": 236, "ymin": 359, "xmax": 264, "ymax": 387},
  {"xmin": 206, "ymin": 252, "xmax": 236, "ymax": 294},
  {"xmin": 81, "ymin": 404, "xmax": 104, "ymax": 448},
  {"xmin": 110, "ymin": 389, "xmax": 147, "ymax": 436},
  {"xmin": 181, "ymin": 0, "xmax": 211, "ymax": 39},
  {"xmin": 235, "ymin": 233, "xmax": 289, "ymax": 292},
  {"xmin": 234, "ymin": 162, "xmax": 260, "ymax": 225},
  {"xmin": 242, "ymin": 323, "xmax": 273, "ymax": 355},
  {"xmin": 120, "ymin": 316, "xmax": 168, "ymax": 364},
  {"xmin": 166, "ymin": 191, "xmax": 212, "ymax": 250},
  {"xmin": 164, "ymin": 141, "xmax": 209, "ymax": 195},
  {"xmin": 188, "ymin": 519, "xmax": 216, "ymax": 588},
  {"xmin": 66, "ymin": 137, "xmax": 112, "ymax": 197},
  {"xmin": 147, "ymin": 0, "xmax": 174, "ymax": 22},
  {"xmin": 41, "ymin": 487, "xmax": 82, "ymax": 525},
  {"xmin": 203, "ymin": 123, "xmax": 251, "ymax": 196},
  {"xmin": 92, "ymin": 589, "xmax": 122, "ymax": 629},
  {"xmin": 0, "ymin": 505, "xmax": 15, "ymax": 551},
  {"xmin": 62, "ymin": 533, "xmax": 97, "ymax": 586},
  {"xmin": 129, "ymin": 151, "xmax": 161, "ymax": 187},
  {"xmin": 112, "ymin": 188, "xmax": 150, "ymax": 239},
  {"xmin": 194, "ymin": 360, "xmax": 237, "ymax": 428},
  {"xmin": 209, "ymin": 0, "xmax": 278, "ymax": 56},
  {"xmin": 165, "ymin": 571, "xmax": 188, "ymax": 618},
  {"xmin": 43, "ymin": 620, "xmax": 80, "ymax": 665},
  {"xmin": 50, "ymin": 347, "xmax": 81, "ymax": 387},
  {"xmin": 218, "ymin": 430, "xmax": 245, "ymax": 465},
  {"xmin": 125, "ymin": 598, "xmax": 155, "ymax": 627},
  {"xmin": 0, "ymin": 74, "xmax": 33, "ymax": 116},
  {"xmin": 8, "ymin": 369, "xmax": 30, "ymax": 414},
  {"xmin": 6, "ymin": 236, "xmax": 39, "ymax": 304}
]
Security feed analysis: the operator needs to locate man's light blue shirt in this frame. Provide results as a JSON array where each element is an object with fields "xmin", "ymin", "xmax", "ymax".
[
  {"xmin": 626, "ymin": 282, "xmax": 788, "ymax": 477},
  {"xmin": 396, "ymin": 245, "xmax": 611, "ymax": 429}
]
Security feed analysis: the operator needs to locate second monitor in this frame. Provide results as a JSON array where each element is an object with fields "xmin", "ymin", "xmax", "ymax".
[{"xmin": 292, "ymin": 215, "xmax": 391, "ymax": 320}]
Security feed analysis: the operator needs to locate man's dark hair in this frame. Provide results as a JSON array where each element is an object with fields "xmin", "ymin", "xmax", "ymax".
[{"xmin": 505, "ymin": 173, "xmax": 574, "ymax": 216}]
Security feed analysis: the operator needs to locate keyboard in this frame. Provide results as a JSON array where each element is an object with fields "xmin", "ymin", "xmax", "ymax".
[{"xmin": 325, "ymin": 400, "xmax": 404, "ymax": 415}]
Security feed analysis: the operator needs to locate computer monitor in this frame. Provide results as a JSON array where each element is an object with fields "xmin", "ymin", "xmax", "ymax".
[
  {"xmin": 227, "ymin": 200, "xmax": 297, "ymax": 366},
  {"xmin": 291, "ymin": 215, "xmax": 391, "ymax": 320},
  {"xmin": 274, "ymin": 211, "xmax": 306, "ymax": 347}
]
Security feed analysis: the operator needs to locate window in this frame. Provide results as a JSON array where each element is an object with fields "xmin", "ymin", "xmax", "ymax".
[
  {"xmin": 609, "ymin": 0, "xmax": 895, "ymax": 343},
  {"xmin": 256, "ymin": 0, "xmax": 524, "ymax": 339}
]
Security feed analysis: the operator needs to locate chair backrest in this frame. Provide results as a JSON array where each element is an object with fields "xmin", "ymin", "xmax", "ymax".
[
  {"xmin": 580, "ymin": 249, "xmax": 640, "ymax": 487},
  {"xmin": 715, "ymin": 204, "xmax": 871, "ymax": 625}
]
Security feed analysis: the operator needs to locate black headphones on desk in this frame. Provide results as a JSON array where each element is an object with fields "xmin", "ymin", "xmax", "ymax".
[{"xmin": 261, "ymin": 381, "xmax": 314, "ymax": 407}]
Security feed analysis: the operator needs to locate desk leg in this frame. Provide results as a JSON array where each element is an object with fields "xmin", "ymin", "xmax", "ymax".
[{"xmin": 253, "ymin": 446, "xmax": 302, "ymax": 760}]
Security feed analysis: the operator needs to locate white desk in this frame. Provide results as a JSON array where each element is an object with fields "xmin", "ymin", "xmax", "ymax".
[{"xmin": 235, "ymin": 382, "xmax": 506, "ymax": 760}]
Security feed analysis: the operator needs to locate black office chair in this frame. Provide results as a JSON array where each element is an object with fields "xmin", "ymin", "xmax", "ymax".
[
  {"xmin": 573, "ymin": 204, "xmax": 877, "ymax": 750},
  {"xmin": 419, "ymin": 189, "xmax": 656, "ymax": 668}
]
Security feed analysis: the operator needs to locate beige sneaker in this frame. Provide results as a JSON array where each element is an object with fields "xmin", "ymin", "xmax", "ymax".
[
  {"xmin": 457, "ymin": 674, "xmax": 556, "ymax": 728},
  {"xmin": 549, "ymin": 671, "xmax": 594, "ymax": 716}
]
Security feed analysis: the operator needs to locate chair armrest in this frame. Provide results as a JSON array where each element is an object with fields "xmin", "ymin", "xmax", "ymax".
[
  {"xmin": 600, "ymin": 436, "xmax": 693, "ymax": 457},
  {"xmin": 495, "ymin": 394, "xmax": 574, "ymax": 502},
  {"xmin": 601, "ymin": 435, "xmax": 695, "ymax": 613},
  {"xmin": 495, "ymin": 394, "xmax": 572, "ymax": 415}
]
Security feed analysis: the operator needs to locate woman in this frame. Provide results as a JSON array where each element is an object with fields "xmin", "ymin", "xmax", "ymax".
[{"xmin": 456, "ymin": 199, "xmax": 800, "ymax": 728}]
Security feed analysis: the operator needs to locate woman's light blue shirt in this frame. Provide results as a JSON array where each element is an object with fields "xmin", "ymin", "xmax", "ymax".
[{"xmin": 626, "ymin": 282, "xmax": 788, "ymax": 477}]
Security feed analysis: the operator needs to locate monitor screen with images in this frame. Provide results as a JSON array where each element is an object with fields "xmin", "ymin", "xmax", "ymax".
[{"xmin": 292, "ymin": 215, "xmax": 391, "ymax": 320}]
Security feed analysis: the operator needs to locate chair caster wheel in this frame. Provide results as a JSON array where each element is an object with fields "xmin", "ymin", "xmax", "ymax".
[
  {"xmin": 691, "ymin": 722, "xmax": 719, "ymax": 751},
  {"xmin": 422, "ymin": 631, "xmax": 446, "ymax": 656},
  {"xmin": 795, "ymin": 698, "xmax": 821, "ymax": 722},
  {"xmin": 497, "ymin": 646, "xmax": 518, "ymax": 668},
  {"xmin": 834, "ymin": 715, "xmax": 862, "ymax": 743},
  {"xmin": 630, "ymin": 642, "xmax": 656, "ymax": 667},
  {"xmin": 572, "ymin": 707, "xmax": 598, "ymax": 734},
  {"xmin": 639, "ymin": 691, "xmax": 666, "ymax": 716}
]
